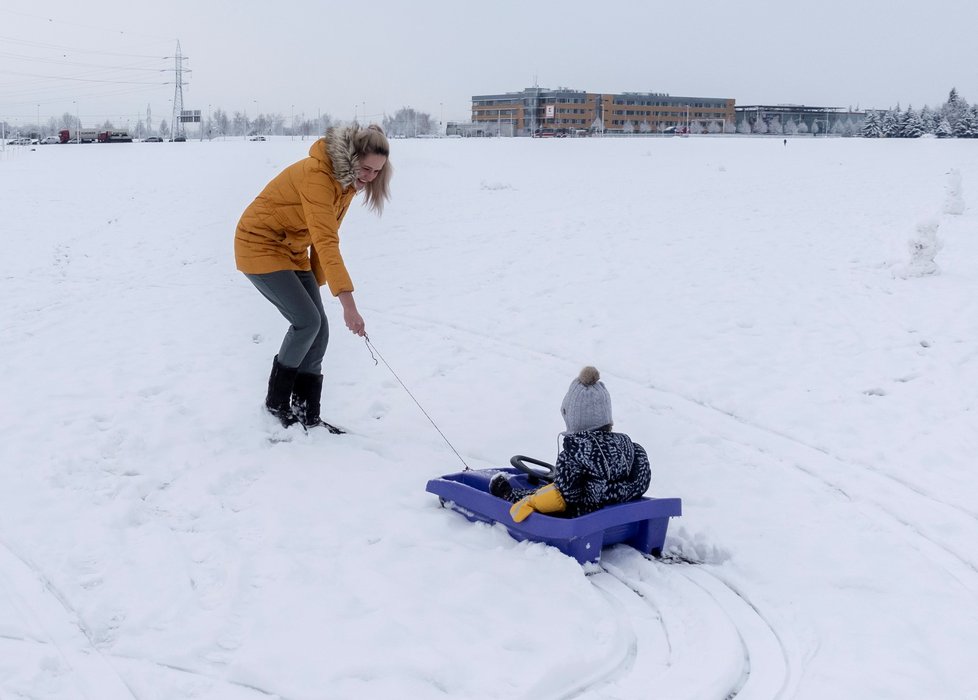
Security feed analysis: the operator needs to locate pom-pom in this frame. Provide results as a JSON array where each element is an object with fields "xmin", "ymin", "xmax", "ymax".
[{"xmin": 578, "ymin": 366, "xmax": 600, "ymax": 386}]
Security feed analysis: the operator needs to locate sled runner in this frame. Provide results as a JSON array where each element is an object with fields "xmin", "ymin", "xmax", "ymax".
[{"xmin": 426, "ymin": 461, "xmax": 682, "ymax": 564}]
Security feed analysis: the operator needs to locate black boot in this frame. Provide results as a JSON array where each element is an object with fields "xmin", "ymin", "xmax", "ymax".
[
  {"xmin": 265, "ymin": 356, "xmax": 299, "ymax": 427},
  {"xmin": 291, "ymin": 371, "xmax": 325, "ymax": 427}
]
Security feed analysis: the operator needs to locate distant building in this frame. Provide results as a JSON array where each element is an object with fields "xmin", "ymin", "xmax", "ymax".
[
  {"xmin": 472, "ymin": 87, "xmax": 735, "ymax": 136},
  {"xmin": 735, "ymin": 105, "xmax": 866, "ymax": 134}
]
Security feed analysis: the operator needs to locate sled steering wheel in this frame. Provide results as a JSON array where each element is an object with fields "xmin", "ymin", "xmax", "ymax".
[{"xmin": 510, "ymin": 455, "xmax": 555, "ymax": 482}]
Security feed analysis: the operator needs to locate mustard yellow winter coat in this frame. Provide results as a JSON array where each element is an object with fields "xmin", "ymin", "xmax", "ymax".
[{"xmin": 234, "ymin": 136, "xmax": 358, "ymax": 296}]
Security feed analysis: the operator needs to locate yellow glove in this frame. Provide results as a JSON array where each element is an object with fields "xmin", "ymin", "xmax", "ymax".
[{"xmin": 510, "ymin": 483, "xmax": 567, "ymax": 523}]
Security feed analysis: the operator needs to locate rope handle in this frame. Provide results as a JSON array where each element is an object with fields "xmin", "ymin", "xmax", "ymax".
[{"xmin": 364, "ymin": 335, "xmax": 471, "ymax": 471}]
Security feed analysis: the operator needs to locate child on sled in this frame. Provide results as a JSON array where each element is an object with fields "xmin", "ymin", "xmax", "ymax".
[{"xmin": 490, "ymin": 366, "xmax": 651, "ymax": 522}]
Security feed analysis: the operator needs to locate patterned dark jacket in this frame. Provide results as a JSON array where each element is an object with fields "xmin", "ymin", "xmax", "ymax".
[{"xmin": 553, "ymin": 430, "xmax": 651, "ymax": 516}]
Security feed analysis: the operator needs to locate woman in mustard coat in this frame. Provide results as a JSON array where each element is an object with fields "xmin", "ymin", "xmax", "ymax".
[{"xmin": 235, "ymin": 123, "xmax": 391, "ymax": 428}]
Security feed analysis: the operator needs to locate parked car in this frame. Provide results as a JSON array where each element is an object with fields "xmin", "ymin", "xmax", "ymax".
[
  {"xmin": 249, "ymin": 135, "xmax": 266, "ymax": 141},
  {"xmin": 7, "ymin": 137, "xmax": 32, "ymax": 145},
  {"xmin": 143, "ymin": 136, "xmax": 163, "ymax": 142},
  {"xmin": 39, "ymin": 136, "xmax": 60, "ymax": 144},
  {"xmin": 172, "ymin": 136, "xmax": 187, "ymax": 142}
]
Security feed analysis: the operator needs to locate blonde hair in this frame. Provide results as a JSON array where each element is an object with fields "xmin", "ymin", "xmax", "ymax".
[{"xmin": 355, "ymin": 124, "xmax": 392, "ymax": 215}]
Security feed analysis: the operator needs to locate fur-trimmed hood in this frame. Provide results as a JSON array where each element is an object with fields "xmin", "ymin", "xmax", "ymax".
[{"xmin": 311, "ymin": 123, "xmax": 361, "ymax": 190}]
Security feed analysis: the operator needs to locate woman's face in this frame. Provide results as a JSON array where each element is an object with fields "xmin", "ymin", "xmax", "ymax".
[{"xmin": 354, "ymin": 153, "xmax": 387, "ymax": 190}]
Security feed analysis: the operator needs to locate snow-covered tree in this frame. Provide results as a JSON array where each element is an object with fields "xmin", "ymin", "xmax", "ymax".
[
  {"xmin": 752, "ymin": 118, "xmax": 768, "ymax": 134},
  {"xmin": 881, "ymin": 109, "xmax": 900, "ymax": 137},
  {"xmin": 935, "ymin": 117, "xmax": 954, "ymax": 138},
  {"xmin": 736, "ymin": 119, "xmax": 751, "ymax": 134},
  {"xmin": 622, "ymin": 120, "xmax": 635, "ymax": 134},
  {"xmin": 901, "ymin": 106, "xmax": 925, "ymax": 138},
  {"xmin": 232, "ymin": 112, "xmax": 248, "ymax": 137},
  {"xmin": 919, "ymin": 105, "xmax": 937, "ymax": 134},
  {"xmin": 383, "ymin": 108, "xmax": 436, "ymax": 137},
  {"xmin": 941, "ymin": 87, "xmax": 969, "ymax": 133},
  {"xmin": 954, "ymin": 105, "xmax": 978, "ymax": 138},
  {"xmin": 639, "ymin": 121, "xmax": 651, "ymax": 134},
  {"xmin": 158, "ymin": 118, "xmax": 169, "ymax": 138},
  {"xmin": 706, "ymin": 120, "xmax": 722, "ymax": 134},
  {"xmin": 768, "ymin": 117, "xmax": 783, "ymax": 135},
  {"xmin": 784, "ymin": 120, "xmax": 798, "ymax": 135},
  {"xmin": 796, "ymin": 120, "xmax": 809, "ymax": 134},
  {"xmin": 861, "ymin": 111, "xmax": 883, "ymax": 138},
  {"xmin": 213, "ymin": 108, "xmax": 230, "ymax": 136}
]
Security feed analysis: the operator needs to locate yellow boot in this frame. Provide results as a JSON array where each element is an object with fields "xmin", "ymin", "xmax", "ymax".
[{"xmin": 510, "ymin": 483, "xmax": 567, "ymax": 523}]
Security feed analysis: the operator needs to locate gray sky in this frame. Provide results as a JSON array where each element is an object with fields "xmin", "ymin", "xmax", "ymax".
[{"xmin": 3, "ymin": 0, "xmax": 976, "ymax": 129}]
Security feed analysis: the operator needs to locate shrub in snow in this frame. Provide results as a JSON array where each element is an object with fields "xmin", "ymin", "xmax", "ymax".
[
  {"xmin": 944, "ymin": 168, "xmax": 965, "ymax": 215},
  {"xmin": 899, "ymin": 218, "xmax": 943, "ymax": 278}
]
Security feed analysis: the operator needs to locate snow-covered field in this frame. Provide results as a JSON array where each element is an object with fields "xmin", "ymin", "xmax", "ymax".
[{"xmin": 2, "ymin": 134, "xmax": 977, "ymax": 699}]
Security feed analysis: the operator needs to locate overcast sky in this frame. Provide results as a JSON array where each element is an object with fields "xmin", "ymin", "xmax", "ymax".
[{"xmin": 3, "ymin": 0, "xmax": 976, "ymax": 129}]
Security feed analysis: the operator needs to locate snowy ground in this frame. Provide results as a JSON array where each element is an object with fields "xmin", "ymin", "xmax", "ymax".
[{"xmin": 2, "ymin": 134, "xmax": 978, "ymax": 699}]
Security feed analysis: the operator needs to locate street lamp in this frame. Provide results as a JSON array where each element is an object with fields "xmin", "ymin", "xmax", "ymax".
[{"xmin": 291, "ymin": 104, "xmax": 294, "ymax": 141}]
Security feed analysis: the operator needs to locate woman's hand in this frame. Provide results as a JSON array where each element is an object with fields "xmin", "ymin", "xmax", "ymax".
[{"xmin": 338, "ymin": 291, "xmax": 366, "ymax": 337}]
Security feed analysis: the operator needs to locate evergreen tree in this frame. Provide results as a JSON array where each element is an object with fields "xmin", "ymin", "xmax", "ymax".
[
  {"xmin": 861, "ymin": 111, "xmax": 881, "ymax": 137},
  {"xmin": 919, "ymin": 105, "xmax": 937, "ymax": 134},
  {"xmin": 902, "ymin": 106, "xmax": 925, "ymax": 138},
  {"xmin": 935, "ymin": 117, "xmax": 954, "ymax": 138},
  {"xmin": 941, "ymin": 87, "xmax": 969, "ymax": 132},
  {"xmin": 956, "ymin": 106, "xmax": 978, "ymax": 138},
  {"xmin": 881, "ymin": 109, "xmax": 900, "ymax": 137}
]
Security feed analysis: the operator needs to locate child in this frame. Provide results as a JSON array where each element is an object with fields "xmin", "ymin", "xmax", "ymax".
[{"xmin": 491, "ymin": 366, "xmax": 651, "ymax": 522}]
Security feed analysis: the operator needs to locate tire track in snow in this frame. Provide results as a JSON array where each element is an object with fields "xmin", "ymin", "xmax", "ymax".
[
  {"xmin": 643, "ymin": 394, "xmax": 978, "ymax": 596},
  {"xmin": 1, "ymin": 535, "xmax": 285, "ymax": 699},
  {"xmin": 541, "ymin": 549, "xmax": 795, "ymax": 700},
  {"xmin": 0, "ymin": 539, "xmax": 137, "ymax": 700}
]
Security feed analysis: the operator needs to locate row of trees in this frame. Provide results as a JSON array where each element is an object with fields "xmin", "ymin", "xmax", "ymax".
[
  {"xmin": 1, "ymin": 105, "xmax": 440, "ymax": 141},
  {"xmin": 862, "ymin": 89, "xmax": 978, "ymax": 138}
]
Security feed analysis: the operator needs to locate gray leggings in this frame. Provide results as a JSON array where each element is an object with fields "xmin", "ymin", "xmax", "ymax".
[{"xmin": 245, "ymin": 270, "xmax": 328, "ymax": 374}]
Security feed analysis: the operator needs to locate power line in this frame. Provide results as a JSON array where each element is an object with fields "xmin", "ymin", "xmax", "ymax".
[{"xmin": 2, "ymin": 10, "xmax": 175, "ymax": 43}]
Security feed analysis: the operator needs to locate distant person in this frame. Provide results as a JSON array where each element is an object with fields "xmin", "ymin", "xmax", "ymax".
[
  {"xmin": 491, "ymin": 367, "xmax": 652, "ymax": 520},
  {"xmin": 784, "ymin": 138, "xmax": 787, "ymax": 146},
  {"xmin": 234, "ymin": 123, "xmax": 392, "ymax": 428}
]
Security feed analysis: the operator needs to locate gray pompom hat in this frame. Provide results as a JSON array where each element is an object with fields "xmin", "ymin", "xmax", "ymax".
[{"xmin": 560, "ymin": 366, "xmax": 612, "ymax": 433}]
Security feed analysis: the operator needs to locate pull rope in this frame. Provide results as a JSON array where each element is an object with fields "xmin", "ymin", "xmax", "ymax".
[{"xmin": 364, "ymin": 335, "xmax": 471, "ymax": 471}]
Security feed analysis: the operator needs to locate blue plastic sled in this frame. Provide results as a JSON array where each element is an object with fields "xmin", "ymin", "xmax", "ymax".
[{"xmin": 426, "ymin": 468, "xmax": 682, "ymax": 564}]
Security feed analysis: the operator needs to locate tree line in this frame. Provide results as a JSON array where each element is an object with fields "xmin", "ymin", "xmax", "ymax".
[
  {"xmin": 861, "ymin": 88, "xmax": 978, "ymax": 138},
  {"xmin": 1, "ymin": 105, "xmax": 440, "ymax": 141}
]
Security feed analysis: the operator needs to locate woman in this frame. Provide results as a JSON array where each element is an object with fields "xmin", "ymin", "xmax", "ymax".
[{"xmin": 234, "ymin": 123, "xmax": 391, "ymax": 428}]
